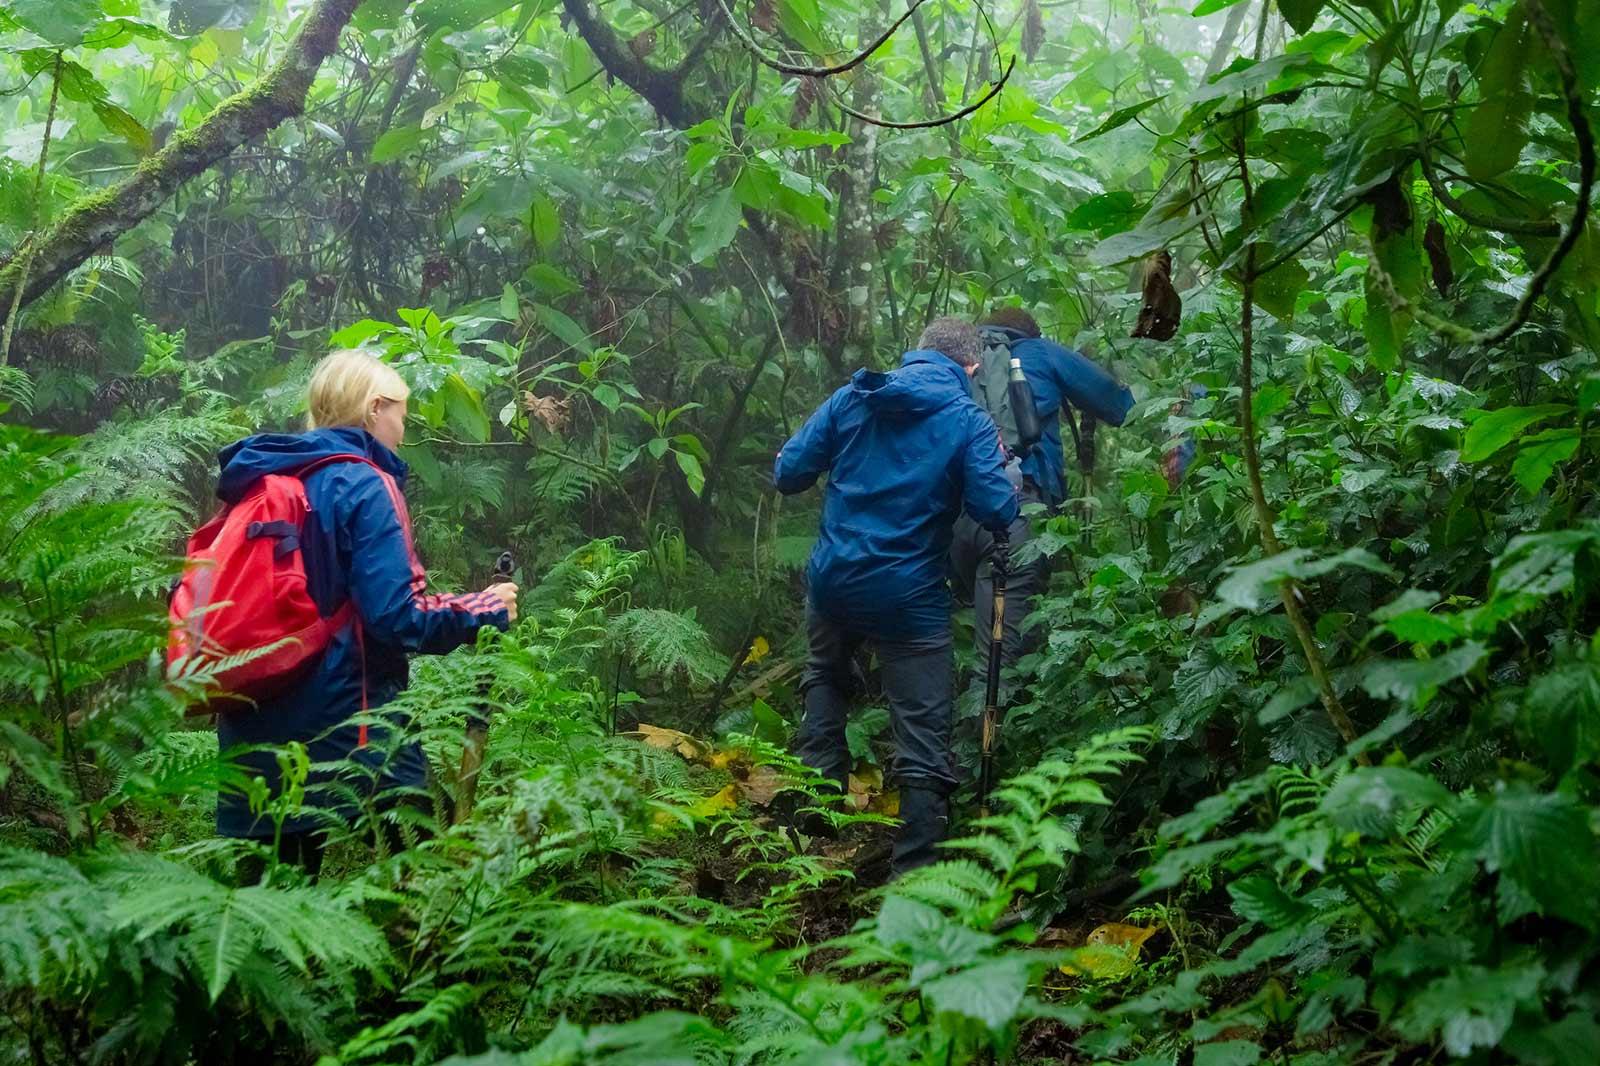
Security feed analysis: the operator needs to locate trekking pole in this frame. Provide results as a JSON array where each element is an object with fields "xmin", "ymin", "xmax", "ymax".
[
  {"xmin": 454, "ymin": 550, "xmax": 514, "ymax": 825},
  {"xmin": 977, "ymin": 531, "xmax": 1010, "ymax": 819}
]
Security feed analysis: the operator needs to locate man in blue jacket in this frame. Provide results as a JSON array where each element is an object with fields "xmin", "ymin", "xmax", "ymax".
[
  {"xmin": 774, "ymin": 316, "xmax": 1019, "ymax": 875},
  {"xmin": 950, "ymin": 306, "xmax": 1135, "ymax": 684}
]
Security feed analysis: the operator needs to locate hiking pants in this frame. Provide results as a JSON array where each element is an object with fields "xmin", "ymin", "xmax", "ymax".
[{"xmin": 795, "ymin": 607, "xmax": 958, "ymax": 796}]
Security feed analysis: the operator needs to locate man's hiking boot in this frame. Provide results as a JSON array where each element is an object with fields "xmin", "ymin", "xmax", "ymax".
[{"xmin": 890, "ymin": 786, "xmax": 949, "ymax": 878}]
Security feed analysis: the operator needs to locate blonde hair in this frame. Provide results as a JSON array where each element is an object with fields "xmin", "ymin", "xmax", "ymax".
[{"xmin": 305, "ymin": 349, "xmax": 410, "ymax": 430}]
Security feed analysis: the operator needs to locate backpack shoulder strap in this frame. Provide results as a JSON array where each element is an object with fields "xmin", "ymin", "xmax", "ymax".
[{"xmin": 291, "ymin": 453, "xmax": 382, "ymax": 481}]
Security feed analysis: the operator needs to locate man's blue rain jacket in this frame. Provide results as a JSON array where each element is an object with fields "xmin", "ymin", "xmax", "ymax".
[
  {"xmin": 774, "ymin": 350, "xmax": 1020, "ymax": 638},
  {"xmin": 211, "ymin": 426, "xmax": 509, "ymax": 838},
  {"xmin": 984, "ymin": 325, "xmax": 1135, "ymax": 506}
]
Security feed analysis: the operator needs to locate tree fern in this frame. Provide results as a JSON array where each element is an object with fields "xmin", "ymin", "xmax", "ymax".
[{"xmin": 610, "ymin": 607, "xmax": 730, "ymax": 689}]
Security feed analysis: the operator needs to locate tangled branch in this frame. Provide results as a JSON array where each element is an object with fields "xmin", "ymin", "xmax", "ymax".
[
  {"xmin": 829, "ymin": 56, "xmax": 1016, "ymax": 130},
  {"xmin": 1372, "ymin": 0, "xmax": 1594, "ymax": 348},
  {"xmin": 715, "ymin": 0, "xmax": 934, "ymax": 77}
]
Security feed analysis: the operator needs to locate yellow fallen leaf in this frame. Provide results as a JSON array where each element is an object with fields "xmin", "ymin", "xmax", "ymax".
[
  {"xmin": 689, "ymin": 784, "xmax": 738, "ymax": 818},
  {"xmin": 628, "ymin": 724, "xmax": 707, "ymax": 761},
  {"xmin": 1059, "ymin": 942, "xmax": 1141, "ymax": 980},
  {"xmin": 847, "ymin": 766, "xmax": 883, "ymax": 811},
  {"xmin": 743, "ymin": 636, "xmax": 770, "ymax": 665},
  {"xmin": 1086, "ymin": 922, "xmax": 1159, "ymax": 949},
  {"xmin": 1059, "ymin": 923, "xmax": 1160, "ymax": 980},
  {"xmin": 708, "ymin": 746, "xmax": 751, "ymax": 771}
]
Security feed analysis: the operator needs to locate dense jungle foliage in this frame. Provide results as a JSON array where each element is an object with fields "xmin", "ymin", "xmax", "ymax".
[{"xmin": 4, "ymin": 0, "xmax": 1600, "ymax": 1062}]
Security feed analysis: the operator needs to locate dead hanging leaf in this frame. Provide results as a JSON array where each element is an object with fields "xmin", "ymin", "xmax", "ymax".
[
  {"xmin": 1423, "ymin": 219, "xmax": 1454, "ymax": 296},
  {"xmin": 628, "ymin": 724, "xmax": 708, "ymax": 761},
  {"xmin": 522, "ymin": 391, "xmax": 570, "ymax": 434},
  {"xmin": 742, "ymin": 635, "xmax": 771, "ymax": 666},
  {"xmin": 1131, "ymin": 250, "xmax": 1182, "ymax": 341},
  {"xmin": 1022, "ymin": 0, "xmax": 1045, "ymax": 62},
  {"xmin": 1363, "ymin": 173, "xmax": 1413, "ymax": 241},
  {"xmin": 752, "ymin": 0, "xmax": 777, "ymax": 33}
]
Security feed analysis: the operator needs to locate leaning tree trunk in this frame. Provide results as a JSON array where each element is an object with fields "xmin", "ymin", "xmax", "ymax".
[{"xmin": 0, "ymin": 0, "xmax": 366, "ymax": 311}]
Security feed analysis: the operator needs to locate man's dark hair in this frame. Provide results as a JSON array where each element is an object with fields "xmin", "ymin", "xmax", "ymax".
[{"xmin": 981, "ymin": 306, "xmax": 1042, "ymax": 338}]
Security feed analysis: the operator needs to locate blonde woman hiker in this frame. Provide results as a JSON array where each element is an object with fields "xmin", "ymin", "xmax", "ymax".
[{"xmin": 187, "ymin": 350, "xmax": 517, "ymax": 879}]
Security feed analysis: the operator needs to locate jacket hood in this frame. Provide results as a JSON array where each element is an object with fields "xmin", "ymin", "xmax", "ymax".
[
  {"xmin": 849, "ymin": 350, "xmax": 972, "ymax": 419},
  {"xmin": 216, "ymin": 426, "xmax": 406, "ymax": 503},
  {"xmin": 979, "ymin": 324, "xmax": 1029, "ymax": 347}
]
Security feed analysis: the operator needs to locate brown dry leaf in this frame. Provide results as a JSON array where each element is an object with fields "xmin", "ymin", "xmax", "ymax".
[
  {"xmin": 1424, "ymin": 218, "xmax": 1454, "ymax": 296},
  {"xmin": 628, "ymin": 724, "xmax": 707, "ymax": 761},
  {"xmin": 1363, "ymin": 172, "xmax": 1413, "ymax": 241},
  {"xmin": 1131, "ymin": 250, "xmax": 1182, "ymax": 341},
  {"xmin": 739, "ymin": 765, "xmax": 788, "ymax": 807},
  {"xmin": 847, "ymin": 766, "xmax": 884, "ymax": 811},
  {"xmin": 522, "ymin": 391, "xmax": 571, "ymax": 434}
]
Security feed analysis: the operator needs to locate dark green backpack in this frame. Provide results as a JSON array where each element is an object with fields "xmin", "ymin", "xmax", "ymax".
[{"xmin": 971, "ymin": 328, "xmax": 1037, "ymax": 457}]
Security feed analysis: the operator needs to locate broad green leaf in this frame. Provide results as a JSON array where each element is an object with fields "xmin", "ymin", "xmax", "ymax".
[
  {"xmin": 1218, "ymin": 547, "xmax": 1396, "ymax": 612},
  {"xmin": 7, "ymin": 0, "xmax": 101, "ymax": 44},
  {"xmin": 1194, "ymin": 1040, "xmax": 1261, "ymax": 1066},
  {"xmin": 1445, "ymin": 786, "xmax": 1600, "ymax": 929},
  {"xmin": 370, "ymin": 125, "xmax": 423, "ymax": 164},
  {"xmin": 1228, "ymin": 875, "xmax": 1309, "ymax": 929},
  {"xmin": 1277, "ymin": 0, "xmax": 1329, "ymax": 35},
  {"xmin": 1091, "ymin": 216, "xmax": 1199, "ymax": 267},
  {"xmin": 1465, "ymin": 13, "xmax": 1532, "ymax": 181},
  {"xmin": 442, "ymin": 374, "xmax": 490, "ymax": 443},
  {"xmin": 529, "ymin": 194, "xmax": 560, "ymax": 251},
  {"xmin": 1510, "ymin": 428, "xmax": 1580, "ymax": 495},
  {"xmin": 1075, "ymin": 96, "xmax": 1165, "ymax": 143},
  {"xmin": 921, "ymin": 956, "xmax": 1033, "ymax": 1031},
  {"xmin": 1253, "ymin": 257, "xmax": 1309, "ymax": 320},
  {"xmin": 1320, "ymin": 766, "xmax": 1453, "ymax": 836},
  {"xmin": 1066, "ymin": 192, "xmax": 1144, "ymax": 236},
  {"xmin": 689, "ymin": 187, "xmax": 741, "ymax": 264},
  {"xmin": 674, "ymin": 449, "xmax": 705, "ymax": 495},
  {"xmin": 1396, "ymin": 964, "xmax": 1544, "ymax": 1057},
  {"xmin": 1358, "ymin": 642, "xmax": 1486, "ymax": 705},
  {"xmin": 524, "ymin": 263, "xmax": 580, "ymax": 296},
  {"xmin": 1461, "ymin": 404, "xmax": 1569, "ymax": 463},
  {"xmin": 534, "ymin": 303, "xmax": 593, "ymax": 354},
  {"xmin": 1520, "ymin": 657, "xmax": 1600, "ymax": 774},
  {"xmin": 414, "ymin": 0, "xmax": 522, "ymax": 33},
  {"xmin": 1191, "ymin": 0, "xmax": 1248, "ymax": 16}
]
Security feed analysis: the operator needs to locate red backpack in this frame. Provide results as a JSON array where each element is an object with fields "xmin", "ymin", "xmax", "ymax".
[{"xmin": 167, "ymin": 454, "xmax": 374, "ymax": 712}]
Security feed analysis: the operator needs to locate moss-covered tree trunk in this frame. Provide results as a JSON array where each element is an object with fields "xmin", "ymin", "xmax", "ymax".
[{"xmin": 0, "ymin": 0, "xmax": 366, "ymax": 311}]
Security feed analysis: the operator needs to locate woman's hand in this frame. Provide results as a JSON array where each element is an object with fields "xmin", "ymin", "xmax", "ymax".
[{"xmin": 484, "ymin": 582, "xmax": 519, "ymax": 623}]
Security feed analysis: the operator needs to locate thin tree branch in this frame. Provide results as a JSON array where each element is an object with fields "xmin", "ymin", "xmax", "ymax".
[{"xmin": 0, "ymin": 0, "xmax": 366, "ymax": 312}]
